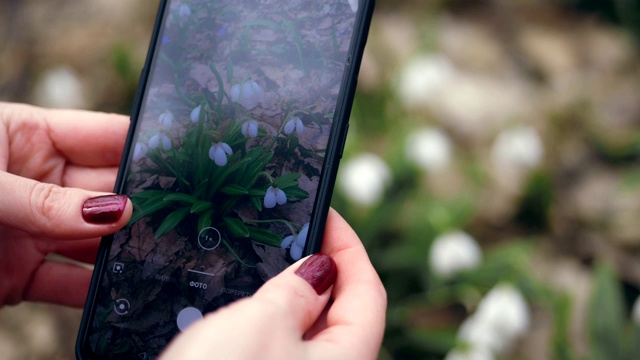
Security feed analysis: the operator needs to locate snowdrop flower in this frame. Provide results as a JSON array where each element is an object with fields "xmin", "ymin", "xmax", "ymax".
[
  {"xmin": 347, "ymin": 0, "xmax": 358, "ymax": 13},
  {"xmin": 179, "ymin": 4, "xmax": 191, "ymax": 18},
  {"xmin": 397, "ymin": 54, "xmax": 455, "ymax": 109},
  {"xmin": 229, "ymin": 79, "xmax": 263, "ymax": 109},
  {"xmin": 149, "ymin": 134, "xmax": 171, "ymax": 151},
  {"xmin": 429, "ymin": 231, "xmax": 482, "ymax": 278},
  {"xmin": 133, "ymin": 142, "xmax": 148, "ymax": 161},
  {"xmin": 491, "ymin": 126, "xmax": 544, "ymax": 169},
  {"xmin": 190, "ymin": 105, "xmax": 202, "ymax": 123},
  {"xmin": 264, "ymin": 186, "xmax": 287, "ymax": 209},
  {"xmin": 405, "ymin": 127, "xmax": 452, "ymax": 172},
  {"xmin": 242, "ymin": 119, "xmax": 259, "ymax": 138},
  {"xmin": 459, "ymin": 284, "xmax": 530, "ymax": 354},
  {"xmin": 338, "ymin": 153, "xmax": 391, "ymax": 206},
  {"xmin": 158, "ymin": 110, "xmax": 174, "ymax": 129},
  {"xmin": 284, "ymin": 117, "xmax": 304, "ymax": 135},
  {"xmin": 208, "ymin": 142, "xmax": 233, "ymax": 166},
  {"xmin": 281, "ymin": 223, "xmax": 309, "ymax": 260}
]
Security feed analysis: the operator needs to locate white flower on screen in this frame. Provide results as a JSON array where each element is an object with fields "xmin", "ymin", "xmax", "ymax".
[
  {"xmin": 208, "ymin": 142, "xmax": 233, "ymax": 166},
  {"xmin": 158, "ymin": 110, "xmax": 174, "ymax": 129},
  {"xmin": 632, "ymin": 295, "xmax": 640, "ymax": 324},
  {"xmin": 190, "ymin": 105, "xmax": 202, "ymax": 123},
  {"xmin": 264, "ymin": 186, "xmax": 287, "ymax": 209},
  {"xmin": 242, "ymin": 119, "xmax": 259, "ymax": 138},
  {"xmin": 445, "ymin": 347, "xmax": 495, "ymax": 360},
  {"xmin": 230, "ymin": 79, "xmax": 263, "ymax": 110},
  {"xmin": 405, "ymin": 127, "xmax": 452, "ymax": 172},
  {"xmin": 429, "ymin": 231, "xmax": 481, "ymax": 278},
  {"xmin": 396, "ymin": 54, "xmax": 455, "ymax": 109},
  {"xmin": 338, "ymin": 153, "xmax": 391, "ymax": 206},
  {"xmin": 281, "ymin": 223, "xmax": 309, "ymax": 260},
  {"xmin": 459, "ymin": 284, "xmax": 530, "ymax": 354},
  {"xmin": 179, "ymin": 4, "xmax": 191, "ymax": 18},
  {"xmin": 149, "ymin": 134, "xmax": 171, "ymax": 151},
  {"xmin": 133, "ymin": 142, "xmax": 148, "ymax": 161},
  {"xmin": 491, "ymin": 126, "xmax": 544, "ymax": 169},
  {"xmin": 347, "ymin": 0, "xmax": 358, "ymax": 13},
  {"xmin": 284, "ymin": 117, "xmax": 304, "ymax": 135}
]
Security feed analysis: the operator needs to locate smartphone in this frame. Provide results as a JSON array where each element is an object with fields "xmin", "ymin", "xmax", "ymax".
[{"xmin": 76, "ymin": 0, "xmax": 373, "ymax": 359}]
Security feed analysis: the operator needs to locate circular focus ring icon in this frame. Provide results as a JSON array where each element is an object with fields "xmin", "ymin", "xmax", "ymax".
[{"xmin": 198, "ymin": 227, "xmax": 221, "ymax": 250}]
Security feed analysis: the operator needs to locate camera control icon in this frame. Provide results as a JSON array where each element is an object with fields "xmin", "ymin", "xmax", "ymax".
[
  {"xmin": 114, "ymin": 298, "xmax": 131, "ymax": 315},
  {"xmin": 113, "ymin": 262, "xmax": 124, "ymax": 274},
  {"xmin": 197, "ymin": 227, "xmax": 221, "ymax": 250}
]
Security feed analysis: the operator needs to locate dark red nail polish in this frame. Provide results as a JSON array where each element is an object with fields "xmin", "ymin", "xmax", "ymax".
[
  {"xmin": 82, "ymin": 195, "xmax": 128, "ymax": 224},
  {"xmin": 295, "ymin": 254, "xmax": 337, "ymax": 295}
]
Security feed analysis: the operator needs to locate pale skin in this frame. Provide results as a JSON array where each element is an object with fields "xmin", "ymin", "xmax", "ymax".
[{"xmin": 0, "ymin": 102, "xmax": 387, "ymax": 359}]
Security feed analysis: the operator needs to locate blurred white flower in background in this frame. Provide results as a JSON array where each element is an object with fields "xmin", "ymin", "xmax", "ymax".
[
  {"xmin": 452, "ymin": 284, "xmax": 530, "ymax": 357},
  {"xmin": 396, "ymin": 54, "xmax": 455, "ymax": 109},
  {"xmin": 405, "ymin": 127, "xmax": 452, "ymax": 173},
  {"xmin": 491, "ymin": 126, "xmax": 544, "ymax": 169},
  {"xmin": 338, "ymin": 153, "xmax": 391, "ymax": 206},
  {"xmin": 429, "ymin": 231, "xmax": 482, "ymax": 277},
  {"xmin": 632, "ymin": 295, "xmax": 640, "ymax": 325},
  {"xmin": 32, "ymin": 66, "xmax": 87, "ymax": 109},
  {"xmin": 445, "ymin": 347, "xmax": 494, "ymax": 360},
  {"xmin": 284, "ymin": 116, "xmax": 304, "ymax": 135}
]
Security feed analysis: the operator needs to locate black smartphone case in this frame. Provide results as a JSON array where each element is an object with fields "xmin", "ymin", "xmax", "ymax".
[{"xmin": 76, "ymin": 1, "xmax": 374, "ymax": 358}]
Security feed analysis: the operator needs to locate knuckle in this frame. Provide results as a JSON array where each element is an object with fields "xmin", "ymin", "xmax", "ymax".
[{"xmin": 29, "ymin": 182, "xmax": 66, "ymax": 233}]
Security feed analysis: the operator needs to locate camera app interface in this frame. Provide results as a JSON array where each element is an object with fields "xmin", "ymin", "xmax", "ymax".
[{"xmin": 87, "ymin": 0, "xmax": 359, "ymax": 358}]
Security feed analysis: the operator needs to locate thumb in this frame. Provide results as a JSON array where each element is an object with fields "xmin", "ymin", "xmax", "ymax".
[
  {"xmin": 0, "ymin": 171, "xmax": 132, "ymax": 240},
  {"xmin": 252, "ymin": 253, "xmax": 337, "ymax": 334}
]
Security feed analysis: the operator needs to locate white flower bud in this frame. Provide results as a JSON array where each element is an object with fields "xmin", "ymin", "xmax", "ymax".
[
  {"xmin": 208, "ymin": 142, "xmax": 233, "ymax": 166},
  {"xmin": 264, "ymin": 186, "xmax": 287, "ymax": 209},
  {"xmin": 179, "ymin": 4, "xmax": 191, "ymax": 18},
  {"xmin": 348, "ymin": 0, "xmax": 358, "ymax": 13},
  {"xmin": 190, "ymin": 105, "xmax": 202, "ymax": 123},
  {"xmin": 242, "ymin": 119, "xmax": 259, "ymax": 138},
  {"xmin": 429, "ymin": 231, "xmax": 482, "ymax": 278},
  {"xmin": 133, "ymin": 142, "xmax": 148, "ymax": 161},
  {"xmin": 284, "ymin": 117, "xmax": 304, "ymax": 135},
  {"xmin": 159, "ymin": 111, "xmax": 173, "ymax": 128}
]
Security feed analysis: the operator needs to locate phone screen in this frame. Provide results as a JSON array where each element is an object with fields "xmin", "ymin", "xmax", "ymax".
[{"xmin": 80, "ymin": 0, "xmax": 370, "ymax": 358}]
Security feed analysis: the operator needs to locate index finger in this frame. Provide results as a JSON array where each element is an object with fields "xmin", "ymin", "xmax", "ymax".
[
  {"xmin": 46, "ymin": 106, "xmax": 130, "ymax": 167},
  {"xmin": 1, "ymin": 103, "xmax": 133, "ymax": 167},
  {"xmin": 308, "ymin": 208, "xmax": 387, "ymax": 359}
]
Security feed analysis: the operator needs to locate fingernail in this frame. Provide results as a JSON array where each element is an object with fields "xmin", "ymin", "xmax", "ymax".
[
  {"xmin": 295, "ymin": 254, "xmax": 337, "ymax": 295},
  {"xmin": 82, "ymin": 195, "xmax": 128, "ymax": 224}
]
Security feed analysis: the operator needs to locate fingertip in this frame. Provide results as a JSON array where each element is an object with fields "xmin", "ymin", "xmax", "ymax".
[
  {"xmin": 81, "ymin": 194, "xmax": 130, "ymax": 225},
  {"xmin": 294, "ymin": 253, "xmax": 337, "ymax": 295}
]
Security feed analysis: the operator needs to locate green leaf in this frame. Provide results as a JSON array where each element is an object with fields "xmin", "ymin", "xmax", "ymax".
[
  {"xmin": 198, "ymin": 209, "xmax": 213, "ymax": 231},
  {"xmin": 247, "ymin": 227, "xmax": 281, "ymax": 247},
  {"xmin": 164, "ymin": 193, "xmax": 198, "ymax": 204},
  {"xmin": 129, "ymin": 199, "xmax": 171, "ymax": 225},
  {"xmin": 191, "ymin": 201, "xmax": 212, "ymax": 213},
  {"xmin": 589, "ymin": 263, "xmax": 625, "ymax": 360},
  {"xmin": 274, "ymin": 172, "xmax": 301, "ymax": 188},
  {"xmin": 283, "ymin": 187, "xmax": 309, "ymax": 199},
  {"xmin": 155, "ymin": 207, "xmax": 190, "ymax": 239},
  {"xmin": 223, "ymin": 217, "xmax": 250, "ymax": 237},
  {"xmin": 221, "ymin": 184, "xmax": 249, "ymax": 195},
  {"xmin": 131, "ymin": 190, "xmax": 171, "ymax": 200},
  {"xmin": 250, "ymin": 196, "xmax": 262, "ymax": 211},
  {"xmin": 248, "ymin": 188, "xmax": 266, "ymax": 196}
]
